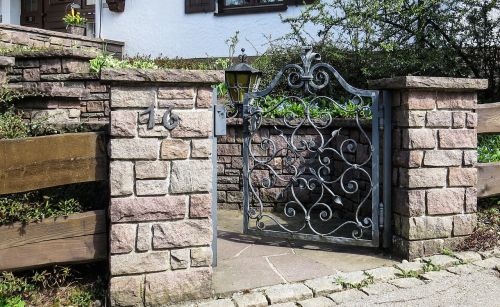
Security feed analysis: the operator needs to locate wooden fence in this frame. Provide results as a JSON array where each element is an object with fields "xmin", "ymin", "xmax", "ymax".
[
  {"xmin": 0, "ymin": 132, "xmax": 108, "ymax": 271},
  {"xmin": 477, "ymin": 102, "xmax": 500, "ymax": 198}
]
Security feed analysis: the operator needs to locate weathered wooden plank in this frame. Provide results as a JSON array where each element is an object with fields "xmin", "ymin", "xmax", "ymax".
[
  {"xmin": 477, "ymin": 102, "xmax": 500, "ymax": 134},
  {"xmin": 0, "ymin": 233, "xmax": 107, "ymax": 271},
  {"xmin": 0, "ymin": 210, "xmax": 106, "ymax": 250},
  {"xmin": 0, "ymin": 132, "xmax": 107, "ymax": 195},
  {"xmin": 477, "ymin": 162, "xmax": 500, "ymax": 198}
]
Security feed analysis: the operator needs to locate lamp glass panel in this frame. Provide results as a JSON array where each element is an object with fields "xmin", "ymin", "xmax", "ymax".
[
  {"xmin": 236, "ymin": 72, "xmax": 251, "ymax": 103},
  {"xmin": 225, "ymin": 72, "xmax": 240, "ymax": 103}
]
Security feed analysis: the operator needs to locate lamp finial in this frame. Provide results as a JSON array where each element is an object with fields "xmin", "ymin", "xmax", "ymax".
[{"xmin": 238, "ymin": 48, "xmax": 248, "ymax": 63}]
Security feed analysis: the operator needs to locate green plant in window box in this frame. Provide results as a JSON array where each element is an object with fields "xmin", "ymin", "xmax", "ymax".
[{"xmin": 62, "ymin": 8, "xmax": 87, "ymax": 36}]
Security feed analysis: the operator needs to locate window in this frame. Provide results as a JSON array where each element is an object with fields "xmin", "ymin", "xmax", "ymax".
[
  {"xmin": 217, "ymin": 0, "xmax": 287, "ymax": 14},
  {"xmin": 185, "ymin": 0, "xmax": 315, "ymax": 15}
]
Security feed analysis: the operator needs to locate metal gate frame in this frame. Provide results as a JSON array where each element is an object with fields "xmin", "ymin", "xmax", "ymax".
[{"xmin": 237, "ymin": 47, "xmax": 392, "ymax": 248}]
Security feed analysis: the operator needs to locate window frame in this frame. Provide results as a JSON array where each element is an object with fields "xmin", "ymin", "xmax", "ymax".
[{"xmin": 215, "ymin": 0, "xmax": 296, "ymax": 16}]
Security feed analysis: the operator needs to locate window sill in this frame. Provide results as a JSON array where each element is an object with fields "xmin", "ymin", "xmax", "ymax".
[{"xmin": 215, "ymin": 4, "xmax": 287, "ymax": 16}]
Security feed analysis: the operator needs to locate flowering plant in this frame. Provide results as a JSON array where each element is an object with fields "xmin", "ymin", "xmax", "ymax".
[{"xmin": 62, "ymin": 9, "xmax": 87, "ymax": 26}]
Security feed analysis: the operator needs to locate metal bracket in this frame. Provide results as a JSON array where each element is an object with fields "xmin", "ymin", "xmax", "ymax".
[
  {"xmin": 379, "ymin": 202, "xmax": 384, "ymax": 230},
  {"xmin": 214, "ymin": 105, "xmax": 227, "ymax": 136}
]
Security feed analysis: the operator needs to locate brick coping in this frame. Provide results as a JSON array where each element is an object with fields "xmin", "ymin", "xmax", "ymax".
[
  {"xmin": 0, "ymin": 24, "xmax": 124, "ymax": 46},
  {"xmin": 368, "ymin": 76, "xmax": 488, "ymax": 90},
  {"xmin": 188, "ymin": 248, "xmax": 499, "ymax": 305},
  {"xmin": 100, "ymin": 68, "xmax": 224, "ymax": 84},
  {"xmin": 1, "ymin": 48, "xmax": 99, "ymax": 59}
]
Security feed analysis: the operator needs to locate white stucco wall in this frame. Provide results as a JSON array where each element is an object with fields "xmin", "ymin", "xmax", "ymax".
[
  {"xmin": 99, "ymin": 0, "xmax": 313, "ymax": 58},
  {"xmin": 1, "ymin": 0, "xmax": 20, "ymax": 25}
]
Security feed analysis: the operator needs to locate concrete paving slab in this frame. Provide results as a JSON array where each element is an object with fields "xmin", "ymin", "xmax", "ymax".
[
  {"xmin": 217, "ymin": 237, "xmax": 253, "ymax": 261},
  {"xmin": 236, "ymin": 242, "xmax": 293, "ymax": 259},
  {"xmin": 267, "ymin": 254, "xmax": 338, "ymax": 282},
  {"xmin": 213, "ymin": 257, "xmax": 284, "ymax": 294},
  {"xmin": 291, "ymin": 241, "xmax": 397, "ymax": 272}
]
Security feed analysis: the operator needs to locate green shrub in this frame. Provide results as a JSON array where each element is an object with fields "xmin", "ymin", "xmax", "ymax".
[
  {"xmin": 0, "ymin": 182, "xmax": 106, "ymax": 226},
  {"xmin": 478, "ymin": 135, "xmax": 500, "ymax": 163}
]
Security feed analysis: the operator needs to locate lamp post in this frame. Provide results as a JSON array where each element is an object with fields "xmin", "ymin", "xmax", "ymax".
[{"xmin": 224, "ymin": 48, "xmax": 262, "ymax": 112}]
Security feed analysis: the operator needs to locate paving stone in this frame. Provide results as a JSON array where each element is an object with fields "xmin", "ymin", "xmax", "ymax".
[
  {"xmin": 446, "ymin": 264, "xmax": 481, "ymax": 275},
  {"xmin": 360, "ymin": 282, "xmax": 398, "ymax": 296},
  {"xmin": 423, "ymin": 255, "xmax": 459, "ymax": 268},
  {"xmin": 327, "ymin": 289, "xmax": 367, "ymax": 304},
  {"xmin": 389, "ymin": 277, "xmax": 425, "ymax": 289},
  {"xmin": 478, "ymin": 248, "xmax": 500, "ymax": 259},
  {"xmin": 303, "ymin": 276, "xmax": 342, "ymax": 296},
  {"xmin": 421, "ymin": 270, "xmax": 455, "ymax": 281},
  {"xmin": 232, "ymin": 292, "xmax": 268, "ymax": 307},
  {"xmin": 473, "ymin": 257, "xmax": 500, "ymax": 269},
  {"xmin": 198, "ymin": 299, "xmax": 235, "ymax": 307},
  {"xmin": 297, "ymin": 296, "xmax": 335, "ymax": 307},
  {"xmin": 394, "ymin": 261, "xmax": 425, "ymax": 275},
  {"xmin": 268, "ymin": 303, "xmax": 296, "ymax": 307},
  {"xmin": 265, "ymin": 283, "xmax": 313, "ymax": 305},
  {"xmin": 335, "ymin": 270, "xmax": 367, "ymax": 286},
  {"xmin": 453, "ymin": 251, "xmax": 482, "ymax": 263},
  {"xmin": 364, "ymin": 266, "xmax": 399, "ymax": 281}
]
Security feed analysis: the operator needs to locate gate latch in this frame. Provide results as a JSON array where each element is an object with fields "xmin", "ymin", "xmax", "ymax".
[{"xmin": 214, "ymin": 105, "xmax": 227, "ymax": 136}]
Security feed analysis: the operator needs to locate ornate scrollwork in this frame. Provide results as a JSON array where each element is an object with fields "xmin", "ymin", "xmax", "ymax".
[{"xmin": 243, "ymin": 47, "xmax": 380, "ymax": 244}]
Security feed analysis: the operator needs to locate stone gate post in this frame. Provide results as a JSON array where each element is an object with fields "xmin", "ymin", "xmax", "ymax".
[
  {"xmin": 370, "ymin": 76, "xmax": 488, "ymax": 260},
  {"xmin": 101, "ymin": 68, "xmax": 223, "ymax": 306}
]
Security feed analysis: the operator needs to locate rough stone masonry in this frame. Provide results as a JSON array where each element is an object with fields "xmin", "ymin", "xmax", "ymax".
[
  {"xmin": 102, "ymin": 68, "xmax": 223, "ymax": 306},
  {"xmin": 369, "ymin": 76, "xmax": 488, "ymax": 260}
]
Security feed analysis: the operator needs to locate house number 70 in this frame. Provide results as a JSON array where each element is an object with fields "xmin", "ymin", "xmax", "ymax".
[{"xmin": 140, "ymin": 104, "xmax": 180, "ymax": 130}]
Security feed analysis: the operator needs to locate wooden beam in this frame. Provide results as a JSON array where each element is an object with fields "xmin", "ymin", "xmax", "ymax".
[
  {"xmin": 477, "ymin": 102, "xmax": 500, "ymax": 134},
  {"xmin": 0, "ymin": 210, "xmax": 107, "ymax": 271},
  {"xmin": 477, "ymin": 162, "xmax": 500, "ymax": 198},
  {"xmin": 0, "ymin": 132, "xmax": 107, "ymax": 195}
]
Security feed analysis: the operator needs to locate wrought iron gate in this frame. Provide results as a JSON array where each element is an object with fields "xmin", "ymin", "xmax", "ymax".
[{"xmin": 240, "ymin": 47, "xmax": 391, "ymax": 248}]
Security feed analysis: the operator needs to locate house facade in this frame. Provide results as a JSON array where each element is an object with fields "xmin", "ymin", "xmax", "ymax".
[{"xmin": 0, "ymin": 0, "xmax": 315, "ymax": 58}]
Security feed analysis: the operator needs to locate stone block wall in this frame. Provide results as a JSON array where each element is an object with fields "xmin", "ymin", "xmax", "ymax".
[
  {"xmin": 217, "ymin": 118, "xmax": 372, "ymax": 219},
  {"xmin": 102, "ymin": 68, "xmax": 223, "ymax": 306},
  {"xmin": 370, "ymin": 76, "xmax": 488, "ymax": 260},
  {"xmin": 0, "ymin": 24, "xmax": 124, "ymax": 57},
  {"xmin": 6, "ymin": 50, "xmax": 110, "ymax": 125}
]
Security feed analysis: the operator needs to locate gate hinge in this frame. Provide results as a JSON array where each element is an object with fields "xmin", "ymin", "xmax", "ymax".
[{"xmin": 379, "ymin": 202, "xmax": 384, "ymax": 230}]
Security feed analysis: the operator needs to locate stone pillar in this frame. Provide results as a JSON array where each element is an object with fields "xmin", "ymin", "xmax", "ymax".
[
  {"xmin": 102, "ymin": 68, "xmax": 223, "ymax": 306},
  {"xmin": 370, "ymin": 76, "xmax": 488, "ymax": 260}
]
